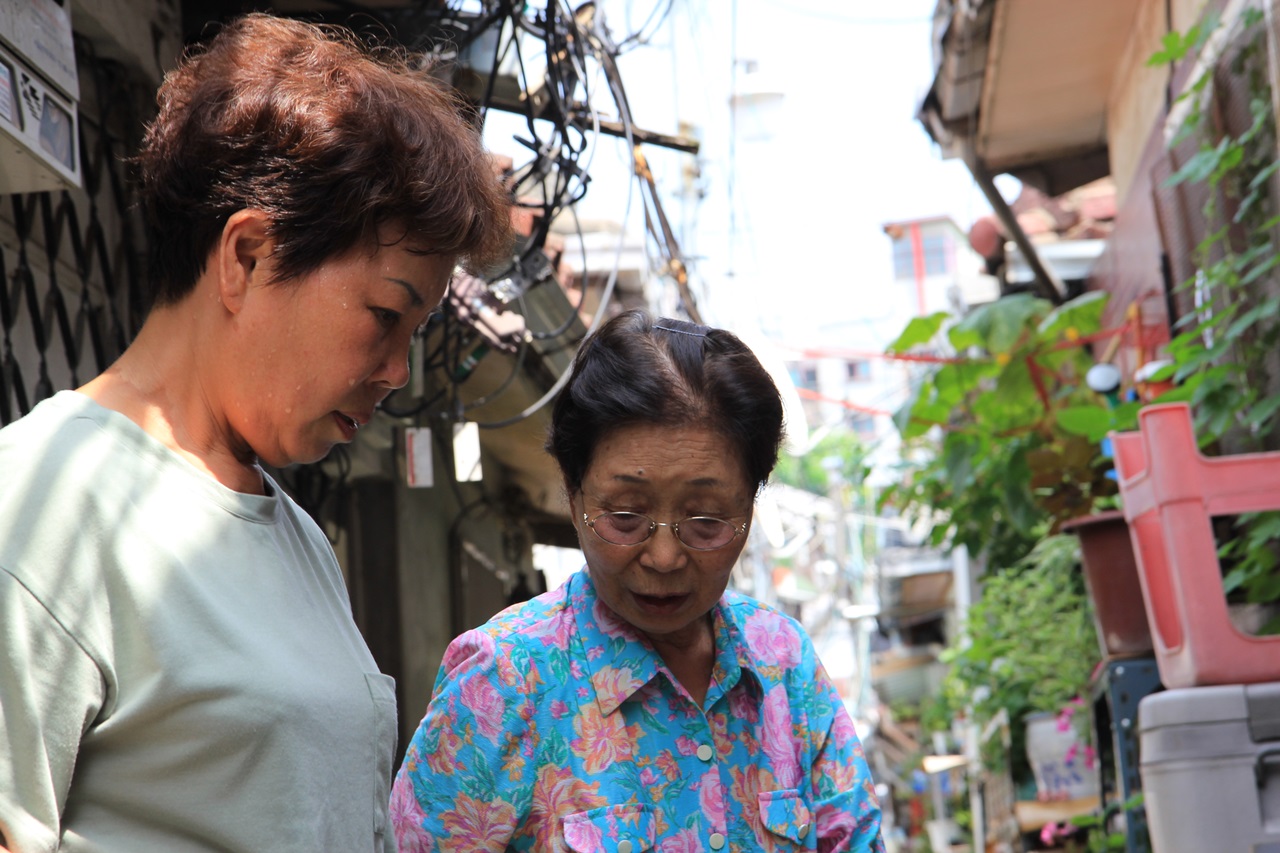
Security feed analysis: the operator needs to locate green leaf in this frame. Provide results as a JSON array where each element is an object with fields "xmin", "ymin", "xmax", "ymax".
[
  {"xmin": 887, "ymin": 312, "xmax": 949, "ymax": 353},
  {"xmin": 1166, "ymin": 146, "xmax": 1223, "ymax": 187},
  {"xmin": 1037, "ymin": 290, "xmax": 1109, "ymax": 340},
  {"xmin": 1056, "ymin": 405, "xmax": 1114, "ymax": 442},
  {"xmin": 1238, "ymin": 251, "xmax": 1280, "ymax": 289},
  {"xmin": 1248, "ymin": 394, "xmax": 1280, "ymax": 430},
  {"xmin": 1247, "ymin": 158, "xmax": 1280, "ymax": 190},
  {"xmin": 950, "ymin": 293, "xmax": 1047, "ymax": 354},
  {"xmin": 1146, "ymin": 23, "xmax": 1202, "ymax": 66}
]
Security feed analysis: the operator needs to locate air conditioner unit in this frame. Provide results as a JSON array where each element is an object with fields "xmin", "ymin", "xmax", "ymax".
[{"xmin": 0, "ymin": 0, "xmax": 80, "ymax": 193}]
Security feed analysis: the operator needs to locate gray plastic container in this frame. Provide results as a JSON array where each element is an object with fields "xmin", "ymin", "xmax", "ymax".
[{"xmin": 1139, "ymin": 683, "xmax": 1280, "ymax": 852}]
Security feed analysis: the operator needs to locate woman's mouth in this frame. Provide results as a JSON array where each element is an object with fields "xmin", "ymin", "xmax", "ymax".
[
  {"xmin": 334, "ymin": 411, "xmax": 361, "ymax": 440},
  {"xmin": 632, "ymin": 592, "xmax": 689, "ymax": 615}
]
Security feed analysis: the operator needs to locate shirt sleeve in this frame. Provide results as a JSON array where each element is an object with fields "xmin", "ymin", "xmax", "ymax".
[
  {"xmin": 390, "ymin": 628, "xmax": 536, "ymax": 853},
  {"xmin": 805, "ymin": 653, "xmax": 886, "ymax": 853},
  {"xmin": 0, "ymin": 569, "xmax": 104, "ymax": 853}
]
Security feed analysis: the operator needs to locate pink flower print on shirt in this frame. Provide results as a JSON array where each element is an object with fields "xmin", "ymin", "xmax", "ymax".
[
  {"xmin": 818, "ymin": 804, "xmax": 860, "ymax": 852},
  {"xmin": 390, "ymin": 778, "xmax": 435, "ymax": 852},
  {"xmin": 459, "ymin": 672, "xmax": 506, "ymax": 743},
  {"xmin": 562, "ymin": 815, "xmax": 605, "ymax": 851},
  {"xmin": 761, "ymin": 685, "xmax": 801, "ymax": 788},
  {"xmin": 675, "ymin": 735, "xmax": 700, "ymax": 757},
  {"xmin": 593, "ymin": 597, "xmax": 633, "ymax": 638},
  {"xmin": 729, "ymin": 686, "xmax": 761, "ymax": 725},
  {"xmin": 745, "ymin": 611, "xmax": 803, "ymax": 668},
  {"xmin": 698, "ymin": 768, "xmax": 725, "ymax": 826},
  {"xmin": 442, "ymin": 629, "xmax": 495, "ymax": 674},
  {"xmin": 550, "ymin": 698, "xmax": 571, "ymax": 719},
  {"xmin": 440, "ymin": 793, "xmax": 517, "ymax": 851},
  {"xmin": 659, "ymin": 827, "xmax": 704, "ymax": 853}
]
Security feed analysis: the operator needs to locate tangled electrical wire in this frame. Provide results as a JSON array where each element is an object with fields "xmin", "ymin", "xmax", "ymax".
[{"xmin": 362, "ymin": 0, "xmax": 689, "ymax": 432}]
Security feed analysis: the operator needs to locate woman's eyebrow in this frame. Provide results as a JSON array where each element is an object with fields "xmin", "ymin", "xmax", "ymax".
[{"xmin": 386, "ymin": 277, "xmax": 425, "ymax": 307}]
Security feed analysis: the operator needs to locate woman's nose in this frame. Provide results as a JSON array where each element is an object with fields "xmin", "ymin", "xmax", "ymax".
[
  {"xmin": 641, "ymin": 524, "xmax": 688, "ymax": 572},
  {"xmin": 377, "ymin": 339, "xmax": 412, "ymax": 390}
]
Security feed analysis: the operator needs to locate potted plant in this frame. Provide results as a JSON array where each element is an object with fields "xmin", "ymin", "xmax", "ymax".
[
  {"xmin": 933, "ymin": 534, "xmax": 1100, "ymax": 798},
  {"xmin": 882, "ymin": 290, "xmax": 1152, "ymax": 657}
]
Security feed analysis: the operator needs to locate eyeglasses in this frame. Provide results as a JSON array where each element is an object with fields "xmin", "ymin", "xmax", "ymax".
[{"xmin": 583, "ymin": 511, "xmax": 747, "ymax": 551}]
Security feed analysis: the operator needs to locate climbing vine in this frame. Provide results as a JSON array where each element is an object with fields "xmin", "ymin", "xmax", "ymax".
[{"xmin": 1152, "ymin": 7, "xmax": 1280, "ymax": 623}]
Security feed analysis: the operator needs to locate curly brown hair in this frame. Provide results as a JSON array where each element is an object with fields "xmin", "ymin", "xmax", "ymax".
[{"xmin": 135, "ymin": 13, "xmax": 511, "ymax": 309}]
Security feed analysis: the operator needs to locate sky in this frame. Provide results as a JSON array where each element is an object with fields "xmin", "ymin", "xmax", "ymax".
[
  {"xmin": 600, "ymin": 0, "xmax": 992, "ymax": 348},
  {"xmin": 480, "ymin": 0, "xmax": 997, "ymax": 350}
]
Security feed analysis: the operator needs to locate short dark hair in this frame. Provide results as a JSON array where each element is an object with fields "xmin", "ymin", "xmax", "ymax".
[
  {"xmin": 134, "ymin": 13, "xmax": 511, "ymax": 309},
  {"xmin": 547, "ymin": 309, "xmax": 785, "ymax": 496}
]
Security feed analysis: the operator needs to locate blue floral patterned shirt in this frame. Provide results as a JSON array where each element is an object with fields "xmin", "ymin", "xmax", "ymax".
[{"xmin": 391, "ymin": 569, "xmax": 885, "ymax": 852}]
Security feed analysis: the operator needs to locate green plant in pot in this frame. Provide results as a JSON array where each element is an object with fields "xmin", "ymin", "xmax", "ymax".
[
  {"xmin": 881, "ymin": 290, "xmax": 1137, "ymax": 567},
  {"xmin": 936, "ymin": 534, "xmax": 1100, "ymax": 795}
]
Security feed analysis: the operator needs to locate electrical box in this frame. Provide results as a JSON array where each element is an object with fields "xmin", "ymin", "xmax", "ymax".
[{"xmin": 0, "ymin": 0, "xmax": 80, "ymax": 193}]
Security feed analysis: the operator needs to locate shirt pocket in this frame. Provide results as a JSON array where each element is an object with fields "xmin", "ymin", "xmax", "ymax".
[
  {"xmin": 365, "ymin": 672, "xmax": 398, "ymax": 844},
  {"xmin": 562, "ymin": 803, "xmax": 655, "ymax": 853},
  {"xmin": 758, "ymin": 788, "xmax": 818, "ymax": 849}
]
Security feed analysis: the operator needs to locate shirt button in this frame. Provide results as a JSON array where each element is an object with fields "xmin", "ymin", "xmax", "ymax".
[
  {"xmin": 799, "ymin": 821, "xmax": 811, "ymax": 837},
  {"xmin": 696, "ymin": 743, "xmax": 714, "ymax": 761},
  {"xmin": 618, "ymin": 841, "xmax": 634, "ymax": 853},
  {"xmin": 709, "ymin": 832, "xmax": 726, "ymax": 849}
]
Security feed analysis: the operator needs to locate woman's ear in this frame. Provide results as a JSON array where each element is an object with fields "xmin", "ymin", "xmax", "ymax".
[{"xmin": 215, "ymin": 209, "xmax": 274, "ymax": 314}]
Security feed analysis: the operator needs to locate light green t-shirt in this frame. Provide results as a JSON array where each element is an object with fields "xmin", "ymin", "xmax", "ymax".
[{"xmin": 0, "ymin": 392, "xmax": 397, "ymax": 853}]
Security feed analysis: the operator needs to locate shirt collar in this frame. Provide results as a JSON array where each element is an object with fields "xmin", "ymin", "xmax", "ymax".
[{"xmin": 569, "ymin": 570, "xmax": 764, "ymax": 715}]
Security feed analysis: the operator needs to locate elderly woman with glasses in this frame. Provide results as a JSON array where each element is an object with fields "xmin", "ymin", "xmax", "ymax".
[{"xmin": 391, "ymin": 310, "xmax": 884, "ymax": 852}]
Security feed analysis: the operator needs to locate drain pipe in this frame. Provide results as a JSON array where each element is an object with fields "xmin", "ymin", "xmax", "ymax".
[{"xmin": 962, "ymin": 142, "xmax": 1066, "ymax": 304}]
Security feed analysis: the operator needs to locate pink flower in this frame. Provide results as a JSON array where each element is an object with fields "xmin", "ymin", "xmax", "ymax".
[
  {"xmin": 389, "ymin": 778, "xmax": 435, "ymax": 852},
  {"xmin": 550, "ymin": 699, "xmax": 570, "ymax": 719},
  {"xmin": 659, "ymin": 827, "xmax": 703, "ymax": 853},
  {"xmin": 459, "ymin": 674, "xmax": 506, "ymax": 743},
  {"xmin": 761, "ymin": 685, "xmax": 800, "ymax": 787},
  {"xmin": 675, "ymin": 736, "xmax": 700, "ymax": 756},
  {"xmin": 744, "ymin": 612, "xmax": 802, "ymax": 667},
  {"xmin": 593, "ymin": 598, "xmax": 633, "ymax": 638},
  {"xmin": 442, "ymin": 630, "xmax": 494, "ymax": 674},
  {"xmin": 697, "ymin": 769, "xmax": 724, "ymax": 824},
  {"xmin": 1084, "ymin": 744, "xmax": 1098, "ymax": 769},
  {"xmin": 563, "ymin": 816, "xmax": 605, "ymax": 850}
]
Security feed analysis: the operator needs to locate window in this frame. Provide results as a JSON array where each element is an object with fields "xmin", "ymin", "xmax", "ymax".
[
  {"xmin": 848, "ymin": 413, "xmax": 875, "ymax": 436},
  {"xmin": 846, "ymin": 360, "xmax": 870, "ymax": 382},
  {"xmin": 892, "ymin": 237, "xmax": 914, "ymax": 280},
  {"xmin": 922, "ymin": 233, "xmax": 949, "ymax": 276}
]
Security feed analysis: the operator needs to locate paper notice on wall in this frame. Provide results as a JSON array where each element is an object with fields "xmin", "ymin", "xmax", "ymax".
[
  {"xmin": 454, "ymin": 422, "xmax": 483, "ymax": 483},
  {"xmin": 405, "ymin": 426, "xmax": 433, "ymax": 488}
]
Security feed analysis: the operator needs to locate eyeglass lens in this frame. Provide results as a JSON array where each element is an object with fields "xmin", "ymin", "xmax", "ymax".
[{"xmin": 590, "ymin": 512, "xmax": 738, "ymax": 550}]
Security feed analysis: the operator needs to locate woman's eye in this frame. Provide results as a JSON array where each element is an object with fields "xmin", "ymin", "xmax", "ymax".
[{"xmin": 372, "ymin": 307, "xmax": 400, "ymax": 329}]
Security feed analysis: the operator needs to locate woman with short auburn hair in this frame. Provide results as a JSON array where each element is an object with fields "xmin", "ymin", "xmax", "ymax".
[{"xmin": 0, "ymin": 13, "xmax": 509, "ymax": 853}]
